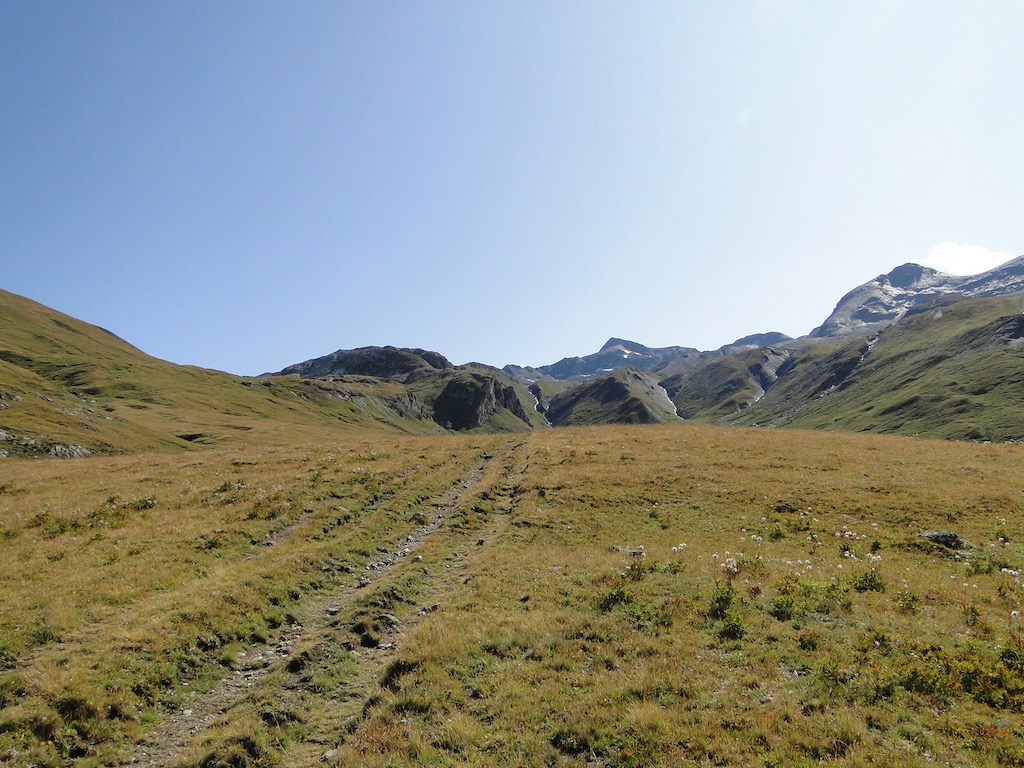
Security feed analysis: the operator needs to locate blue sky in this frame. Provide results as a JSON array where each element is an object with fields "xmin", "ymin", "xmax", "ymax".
[{"xmin": 2, "ymin": 2, "xmax": 1022, "ymax": 375}]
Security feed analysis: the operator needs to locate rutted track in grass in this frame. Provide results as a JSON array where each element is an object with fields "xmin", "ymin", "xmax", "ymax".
[
  {"xmin": 119, "ymin": 438, "xmax": 527, "ymax": 767},
  {"xmin": 281, "ymin": 439, "xmax": 532, "ymax": 765}
]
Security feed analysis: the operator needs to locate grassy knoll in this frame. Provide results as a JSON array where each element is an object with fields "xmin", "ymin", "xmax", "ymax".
[{"xmin": 4, "ymin": 424, "xmax": 1024, "ymax": 766}]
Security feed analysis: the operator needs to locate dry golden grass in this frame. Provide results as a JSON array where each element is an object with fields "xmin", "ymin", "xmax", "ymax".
[
  {"xmin": 4, "ymin": 423, "xmax": 1024, "ymax": 767},
  {"xmin": 321, "ymin": 425, "xmax": 1024, "ymax": 767},
  {"xmin": 0, "ymin": 431, "xmax": 505, "ymax": 766}
]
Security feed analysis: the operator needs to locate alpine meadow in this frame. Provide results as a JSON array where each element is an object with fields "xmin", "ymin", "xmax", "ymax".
[{"xmin": 5, "ymin": 257, "xmax": 1024, "ymax": 767}]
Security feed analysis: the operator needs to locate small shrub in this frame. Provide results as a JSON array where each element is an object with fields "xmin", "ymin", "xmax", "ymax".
[
  {"xmin": 250, "ymin": 627, "xmax": 269, "ymax": 644},
  {"xmin": 797, "ymin": 627, "xmax": 822, "ymax": 651},
  {"xmin": 41, "ymin": 515, "xmax": 80, "ymax": 539},
  {"xmin": 967, "ymin": 557, "xmax": 996, "ymax": 576},
  {"xmin": 392, "ymin": 693, "xmax": 432, "ymax": 716},
  {"xmin": 599, "ymin": 584, "xmax": 632, "ymax": 612},
  {"xmin": 775, "ymin": 573, "xmax": 800, "ymax": 596},
  {"xmin": 717, "ymin": 611, "xmax": 744, "ymax": 640},
  {"xmin": 551, "ymin": 725, "xmax": 610, "ymax": 757},
  {"xmin": 824, "ymin": 713, "xmax": 863, "ymax": 758},
  {"xmin": 852, "ymin": 570, "xmax": 885, "ymax": 593},
  {"xmin": 218, "ymin": 644, "xmax": 242, "ymax": 667},
  {"xmin": 707, "ymin": 584, "xmax": 734, "ymax": 620},
  {"xmin": 894, "ymin": 589, "xmax": 919, "ymax": 614},
  {"xmin": 768, "ymin": 594, "xmax": 795, "ymax": 622},
  {"xmin": 30, "ymin": 624, "xmax": 60, "ymax": 646},
  {"xmin": 898, "ymin": 661, "xmax": 948, "ymax": 697},
  {"xmin": 380, "ymin": 659, "xmax": 420, "ymax": 692},
  {"xmin": 365, "ymin": 584, "xmax": 410, "ymax": 610},
  {"xmin": 351, "ymin": 618, "xmax": 382, "ymax": 648},
  {"xmin": 196, "ymin": 731, "xmax": 279, "ymax": 768}
]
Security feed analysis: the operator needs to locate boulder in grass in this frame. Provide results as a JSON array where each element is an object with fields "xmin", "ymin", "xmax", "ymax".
[{"xmin": 921, "ymin": 530, "xmax": 961, "ymax": 548}]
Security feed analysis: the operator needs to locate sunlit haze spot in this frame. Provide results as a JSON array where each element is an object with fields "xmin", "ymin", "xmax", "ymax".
[{"xmin": 920, "ymin": 242, "xmax": 1013, "ymax": 275}]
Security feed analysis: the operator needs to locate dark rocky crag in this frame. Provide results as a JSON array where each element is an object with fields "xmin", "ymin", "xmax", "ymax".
[
  {"xmin": 431, "ymin": 371, "xmax": 531, "ymax": 430},
  {"xmin": 273, "ymin": 346, "xmax": 452, "ymax": 379}
]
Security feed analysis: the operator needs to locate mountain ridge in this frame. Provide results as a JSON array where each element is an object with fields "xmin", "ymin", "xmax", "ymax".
[
  {"xmin": 3, "ymin": 253, "xmax": 1024, "ymax": 453},
  {"xmin": 522, "ymin": 256, "xmax": 1024, "ymax": 381}
]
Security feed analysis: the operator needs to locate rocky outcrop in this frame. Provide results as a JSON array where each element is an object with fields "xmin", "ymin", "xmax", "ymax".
[
  {"xmin": 267, "ymin": 349, "xmax": 537, "ymax": 433},
  {"xmin": 431, "ymin": 373, "xmax": 531, "ymax": 430},
  {"xmin": 747, "ymin": 348, "xmax": 794, "ymax": 404},
  {"xmin": 920, "ymin": 530, "xmax": 962, "ymax": 548},
  {"xmin": 272, "ymin": 346, "xmax": 452, "ymax": 380},
  {"xmin": 48, "ymin": 443, "xmax": 92, "ymax": 458},
  {"xmin": 722, "ymin": 332, "xmax": 793, "ymax": 351}
]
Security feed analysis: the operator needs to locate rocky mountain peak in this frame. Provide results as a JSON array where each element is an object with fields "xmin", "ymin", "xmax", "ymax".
[
  {"xmin": 883, "ymin": 262, "xmax": 940, "ymax": 289},
  {"xmin": 531, "ymin": 338, "xmax": 698, "ymax": 382},
  {"xmin": 810, "ymin": 256, "xmax": 1024, "ymax": 339},
  {"xmin": 599, "ymin": 338, "xmax": 648, "ymax": 355}
]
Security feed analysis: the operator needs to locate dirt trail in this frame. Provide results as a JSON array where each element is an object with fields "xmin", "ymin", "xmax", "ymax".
[
  {"xmin": 286, "ymin": 438, "xmax": 531, "ymax": 765},
  {"xmin": 119, "ymin": 445, "xmax": 510, "ymax": 767}
]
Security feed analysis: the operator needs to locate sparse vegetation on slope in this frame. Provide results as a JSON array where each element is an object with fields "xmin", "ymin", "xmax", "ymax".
[
  {"xmin": 546, "ymin": 367, "xmax": 680, "ymax": 426},
  {"xmin": 729, "ymin": 294, "xmax": 1024, "ymax": 440},
  {"xmin": 661, "ymin": 345, "xmax": 795, "ymax": 419}
]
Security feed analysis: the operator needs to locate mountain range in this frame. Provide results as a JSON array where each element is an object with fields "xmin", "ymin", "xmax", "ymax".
[{"xmin": 3, "ymin": 255, "xmax": 1024, "ymax": 456}]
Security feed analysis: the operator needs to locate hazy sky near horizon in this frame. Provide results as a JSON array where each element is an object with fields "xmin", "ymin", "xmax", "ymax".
[{"xmin": 3, "ymin": 2, "xmax": 1022, "ymax": 375}]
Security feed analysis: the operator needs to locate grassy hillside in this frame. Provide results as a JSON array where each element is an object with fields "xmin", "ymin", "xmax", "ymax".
[
  {"xmin": 730, "ymin": 294, "xmax": 1024, "ymax": 440},
  {"xmin": 4, "ymin": 424, "xmax": 1024, "ymax": 766},
  {"xmin": 0, "ymin": 289, "xmax": 449, "ymax": 455},
  {"xmin": 546, "ymin": 368, "xmax": 680, "ymax": 426},
  {"xmin": 9, "ymin": 286, "xmax": 1024, "ymax": 444},
  {"xmin": 660, "ymin": 346, "xmax": 782, "ymax": 419}
]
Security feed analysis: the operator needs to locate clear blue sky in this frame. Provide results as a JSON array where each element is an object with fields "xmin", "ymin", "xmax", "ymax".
[{"xmin": 2, "ymin": 2, "xmax": 1022, "ymax": 375}]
